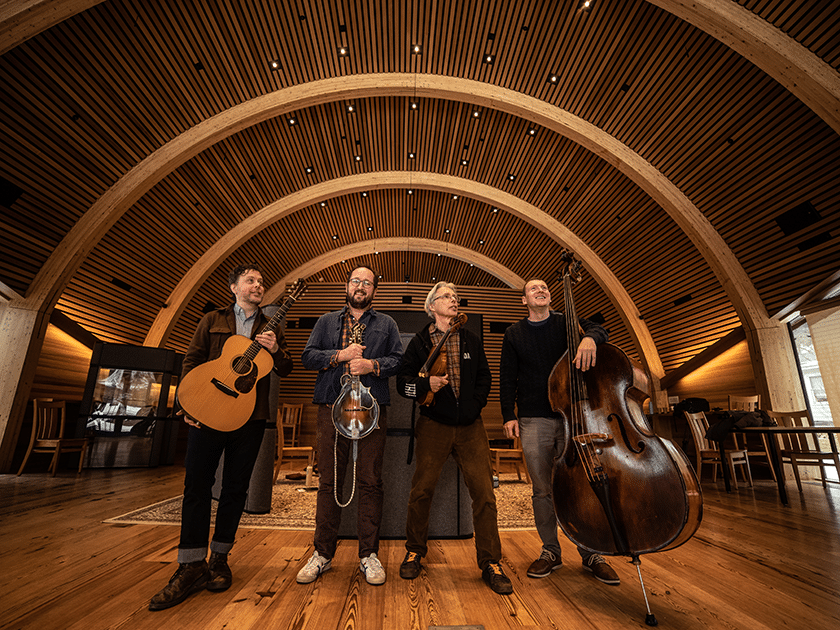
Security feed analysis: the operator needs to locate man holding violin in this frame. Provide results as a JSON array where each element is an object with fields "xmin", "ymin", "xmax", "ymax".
[
  {"xmin": 397, "ymin": 282, "xmax": 512, "ymax": 595},
  {"xmin": 298, "ymin": 266, "xmax": 403, "ymax": 586},
  {"xmin": 500, "ymin": 278, "xmax": 620, "ymax": 585}
]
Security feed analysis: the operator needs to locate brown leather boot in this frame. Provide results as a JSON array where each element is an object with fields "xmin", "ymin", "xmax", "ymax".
[
  {"xmin": 148, "ymin": 560, "xmax": 209, "ymax": 611},
  {"xmin": 207, "ymin": 551, "xmax": 233, "ymax": 592}
]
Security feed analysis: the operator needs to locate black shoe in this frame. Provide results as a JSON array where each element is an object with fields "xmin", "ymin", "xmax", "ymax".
[
  {"xmin": 149, "ymin": 560, "xmax": 209, "ymax": 611},
  {"xmin": 399, "ymin": 551, "xmax": 422, "ymax": 580},
  {"xmin": 481, "ymin": 563, "xmax": 513, "ymax": 595},
  {"xmin": 207, "ymin": 551, "xmax": 232, "ymax": 592}
]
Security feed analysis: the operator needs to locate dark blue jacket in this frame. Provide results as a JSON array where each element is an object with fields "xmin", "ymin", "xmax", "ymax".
[{"xmin": 301, "ymin": 307, "xmax": 403, "ymax": 405}]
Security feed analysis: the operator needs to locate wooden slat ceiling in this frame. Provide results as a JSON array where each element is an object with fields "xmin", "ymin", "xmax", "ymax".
[{"xmin": 1, "ymin": 0, "xmax": 839, "ymax": 376}]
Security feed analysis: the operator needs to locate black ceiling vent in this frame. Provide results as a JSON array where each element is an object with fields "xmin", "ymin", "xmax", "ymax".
[
  {"xmin": 797, "ymin": 232, "xmax": 832, "ymax": 252},
  {"xmin": 401, "ymin": 296, "xmax": 413, "ymax": 304},
  {"xmin": 201, "ymin": 301, "xmax": 217, "ymax": 313},
  {"xmin": 110, "ymin": 277, "xmax": 132, "ymax": 291},
  {"xmin": 673, "ymin": 294, "xmax": 693, "ymax": 307},
  {"xmin": 776, "ymin": 201, "xmax": 821, "ymax": 236},
  {"xmin": 0, "ymin": 175, "xmax": 23, "ymax": 207}
]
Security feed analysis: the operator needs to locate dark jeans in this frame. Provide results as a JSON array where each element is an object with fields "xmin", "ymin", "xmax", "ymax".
[
  {"xmin": 179, "ymin": 419, "xmax": 266, "ymax": 562},
  {"xmin": 405, "ymin": 415, "xmax": 502, "ymax": 571},
  {"xmin": 314, "ymin": 403, "xmax": 387, "ymax": 559}
]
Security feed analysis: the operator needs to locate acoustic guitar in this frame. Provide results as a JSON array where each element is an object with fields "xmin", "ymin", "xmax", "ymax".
[{"xmin": 177, "ymin": 280, "xmax": 307, "ymax": 431}]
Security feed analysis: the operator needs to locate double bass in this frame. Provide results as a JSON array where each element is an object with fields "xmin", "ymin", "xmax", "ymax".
[{"xmin": 548, "ymin": 251, "xmax": 702, "ymax": 626}]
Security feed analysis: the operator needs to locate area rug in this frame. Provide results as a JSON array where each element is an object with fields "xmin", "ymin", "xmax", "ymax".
[{"xmin": 105, "ymin": 474, "xmax": 535, "ymax": 531}]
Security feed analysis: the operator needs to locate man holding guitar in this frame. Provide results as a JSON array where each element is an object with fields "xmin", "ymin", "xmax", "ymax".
[
  {"xmin": 149, "ymin": 264, "xmax": 293, "ymax": 611},
  {"xmin": 397, "ymin": 282, "xmax": 512, "ymax": 595},
  {"xmin": 297, "ymin": 266, "xmax": 402, "ymax": 586}
]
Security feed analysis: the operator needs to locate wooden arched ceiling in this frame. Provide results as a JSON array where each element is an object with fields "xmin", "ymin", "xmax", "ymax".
[{"xmin": 1, "ymin": 0, "xmax": 839, "ymax": 377}]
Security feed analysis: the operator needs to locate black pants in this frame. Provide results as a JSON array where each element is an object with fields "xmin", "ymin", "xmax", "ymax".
[{"xmin": 178, "ymin": 419, "xmax": 266, "ymax": 563}]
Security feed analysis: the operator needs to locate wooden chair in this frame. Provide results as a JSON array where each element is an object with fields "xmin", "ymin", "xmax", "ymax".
[
  {"xmin": 489, "ymin": 436, "xmax": 530, "ymax": 483},
  {"xmin": 273, "ymin": 405, "xmax": 314, "ymax": 483},
  {"xmin": 17, "ymin": 400, "xmax": 89, "ymax": 476},
  {"xmin": 279, "ymin": 403, "xmax": 303, "ymax": 447},
  {"xmin": 684, "ymin": 410, "xmax": 753, "ymax": 488},
  {"xmin": 765, "ymin": 409, "xmax": 840, "ymax": 493},
  {"xmin": 729, "ymin": 395, "xmax": 776, "ymax": 482}
]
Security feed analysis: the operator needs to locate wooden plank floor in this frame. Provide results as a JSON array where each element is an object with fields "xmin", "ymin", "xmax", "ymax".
[{"xmin": 1, "ymin": 467, "xmax": 839, "ymax": 630}]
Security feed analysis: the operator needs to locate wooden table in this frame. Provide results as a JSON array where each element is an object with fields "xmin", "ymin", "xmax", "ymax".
[{"xmin": 721, "ymin": 426, "xmax": 840, "ymax": 506}]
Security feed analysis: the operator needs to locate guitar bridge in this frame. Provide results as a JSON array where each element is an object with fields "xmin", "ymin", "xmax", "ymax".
[{"xmin": 211, "ymin": 378, "xmax": 239, "ymax": 398}]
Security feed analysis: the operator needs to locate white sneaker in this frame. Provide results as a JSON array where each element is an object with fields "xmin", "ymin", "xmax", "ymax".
[
  {"xmin": 360, "ymin": 553, "xmax": 386, "ymax": 585},
  {"xmin": 297, "ymin": 551, "xmax": 332, "ymax": 584}
]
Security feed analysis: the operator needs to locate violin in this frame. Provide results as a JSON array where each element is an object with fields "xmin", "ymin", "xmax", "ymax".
[
  {"xmin": 418, "ymin": 313, "xmax": 467, "ymax": 406},
  {"xmin": 331, "ymin": 322, "xmax": 379, "ymax": 439},
  {"xmin": 548, "ymin": 250, "xmax": 702, "ymax": 626}
]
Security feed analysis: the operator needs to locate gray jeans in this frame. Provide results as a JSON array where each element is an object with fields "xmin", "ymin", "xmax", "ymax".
[{"xmin": 518, "ymin": 416, "xmax": 593, "ymax": 562}]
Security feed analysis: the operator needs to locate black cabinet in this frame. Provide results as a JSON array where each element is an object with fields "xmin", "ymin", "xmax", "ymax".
[{"xmin": 78, "ymin": 342, "xmax": 182, "ymax": 467}]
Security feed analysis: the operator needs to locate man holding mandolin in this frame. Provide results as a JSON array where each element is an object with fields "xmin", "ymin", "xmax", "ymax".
[
  {"xmin": 149, "ymin": 264, "xmax": 294, "ymax": 611},
  {"xmin": 500, "ymin": 278, "xmax": 620, "ymax": 586},
  {"xmin": 397, "ymin": 282, "xmax": 513, "ymax": 595},
  {"xmin": 298, "ymin": 266, "xmax": 403, "ymax": 586}
]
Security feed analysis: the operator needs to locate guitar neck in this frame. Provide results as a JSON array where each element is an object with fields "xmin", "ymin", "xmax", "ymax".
[{"xmin": 242, "ymin": 296, "xmax": 298, "ymax": 361}]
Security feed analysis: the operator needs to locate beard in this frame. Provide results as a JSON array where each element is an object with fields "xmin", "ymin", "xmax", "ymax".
[{"xmin": 347, "ymin": 289, "xmax": 373, "ymax": 310}]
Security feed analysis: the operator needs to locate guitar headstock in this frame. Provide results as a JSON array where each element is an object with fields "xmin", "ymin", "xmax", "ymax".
[
  {"xmin": 286, "ymin": 279, "xmax": 308, "ymax": 301},
  {"xmin": 350, "ymin": 322, "xmax": 366, "ymax": 345}
]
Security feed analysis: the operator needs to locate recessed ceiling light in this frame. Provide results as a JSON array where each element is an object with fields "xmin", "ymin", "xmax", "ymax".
[
  {"xmin": 508, "ymin": 173, "xmax": 516, "ymax": 181},
  {"xmin": 528, "ymin": 128, "xmax": 536, "ymax": 136},
  {"xmin": 452, "ymin": 195, "xmax": 459, "ymax": 200},
  {"xmin": 320, "ymin": 202, "xmax": 326, "ymax": 207},
  {"xmin": 338, "ymin": 46, "xmax": 349, "ymax": 56},
  {"xmin": 332, "ymin": 235, "xmax": 338, "ymax": 240},
  {"xmin": 270, "ymin": 59, "xmax": 281, "ymax": 71},
  {"xmin": 445, "ymin": 228, "xmax": 451, "ymax": 234},
  {"xmin": 367, "ymin": 226, "xmax": 374, "ymax": 231},
  {"xmin": 362, "ymin": 192, "xmax": 368, "ymax": 197},
  {"xmin": 355, "ymin": 155, "xmax": 362, "ymax": 162},
  {"xmin": 548, "ymin": 74, "xmax": 559, "ymax": 84},
  {"xmin": 472, "ymin": 110, "xmax": 481, "ymax": 118},
  {"xmin": 409, "ymin": 152, "xmax": 416, "ymax": 159},
  {"xmin": 410, "ymin": 102, "xmax": 418, "ymax": 110},
  {"xmin": 461, "ymin": 159, "xmax": 468, "ymax": 166},
  {"xmin": 305, "ymin": 166, "xmax": 314, "ymax": 174},
  {"xmin": 479, "ymin": 239, "xmax": 484, "ymax": 245},
  {"xmin": 408, "ymin": 189, "xmax": 413, "ymax": 195},
  {"xmin": 346, "ymin": 104, "xmax": 355, "ymax": 113},
  {"xmin": 412, "ymin": 44, "xmax": 422, "ymax": 55},
  {"xmin": 482, "ymin": 54, "xmax": 494, "ymax": 64},
  {"xmin": 492, "ymin": 207, "xmax": 499, "ymax": 213},
  {"xmin": 288, "ymin": 117, "xmax": 297, "ymax": 125}
]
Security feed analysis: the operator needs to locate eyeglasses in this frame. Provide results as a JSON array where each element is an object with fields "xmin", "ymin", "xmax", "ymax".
[
  {"xmin": 434, "ymin": 292, "xmax": 460, "ymax": 304},
  {"xmin": 349, "ymin": 278, "xmax": 374, "ymax": 288}
]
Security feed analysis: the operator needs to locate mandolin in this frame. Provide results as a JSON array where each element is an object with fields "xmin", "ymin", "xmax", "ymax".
[
  {"xmin": 177, "ymin": 280, "xmax": 307, "ymax": 431},
  {"xmin": 418, "ymin": 313, "xmax": 467, "ymax": 406},
  {"xmin": 331, "ymin": 322, "xmax": 379, "ymax": 440}
]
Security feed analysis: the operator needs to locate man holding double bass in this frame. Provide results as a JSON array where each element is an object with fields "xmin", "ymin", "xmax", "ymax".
[
  {"xmin": 298, "ymin": 265, "xmax": 403, "ymax": 586},
  {"xmin": 500, "ymin": 278, "xmax": 620, "ymax": 585},
  {"xmin": 397, "ymin": 281, "xmax": 513, "ymax": 595},
  {"xmin": 149, "ymin": 264, "xmax": 293, "ymax": 611}
]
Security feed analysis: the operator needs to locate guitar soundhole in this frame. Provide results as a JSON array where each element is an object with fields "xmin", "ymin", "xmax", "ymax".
[{"xmin": 232, "ymin": 356, "xmax": 253, "ymax": 375}]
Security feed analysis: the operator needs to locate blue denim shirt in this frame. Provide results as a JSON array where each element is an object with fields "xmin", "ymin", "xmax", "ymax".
[{"xmin": 301, "ymin": 307, "xmax": 403, "ymax": 405}]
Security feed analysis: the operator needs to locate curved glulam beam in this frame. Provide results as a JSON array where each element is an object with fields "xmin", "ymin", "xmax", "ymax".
[
  {"xmin": 263, "ymin": 238, "xmax": 525, "ymax": 302},
  {"xmin": 648, "ymin": 0, "xmax": 840, "ymax": 136},
  {"xmin": 142, "ymin": 172, "xmax": 663, "ymax": 377}
]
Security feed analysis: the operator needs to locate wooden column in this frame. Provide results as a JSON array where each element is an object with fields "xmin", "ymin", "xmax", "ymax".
[
  {"xmin": 745, "ymin": 319, "xmax": 806, "ymax": 413},
  {"xmin": 0, "ymin": 300, "xmax": 50, "ymax": 473}
]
